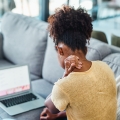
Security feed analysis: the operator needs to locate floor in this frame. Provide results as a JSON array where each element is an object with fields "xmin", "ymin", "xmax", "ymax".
[{"xmin": 92, "ymin": 16, "xmax": 120, "ymax": 44}]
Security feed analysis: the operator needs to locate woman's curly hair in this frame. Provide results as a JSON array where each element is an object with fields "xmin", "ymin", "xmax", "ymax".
[{"xmin": 48, "ymin": 5, "xmax": 93, "ymax": 54}]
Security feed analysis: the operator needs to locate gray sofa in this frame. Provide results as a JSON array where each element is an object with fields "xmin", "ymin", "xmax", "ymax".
[{"xmin": 0, "ymin": 12, "xmax": 120, "ymax": 120}]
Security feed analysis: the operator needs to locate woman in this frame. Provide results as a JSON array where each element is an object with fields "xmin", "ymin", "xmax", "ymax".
[{"xmin": 40, "ymin": 5, "xmax": 117, "ymax": 120}]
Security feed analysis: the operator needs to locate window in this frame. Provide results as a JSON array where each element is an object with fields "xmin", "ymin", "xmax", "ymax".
[
  {"xmin": 0, "ymin": 0, "xmax": 40, "ymax": 18},
  {"xmin": 13, "ymin": 0, "xmax": 40, "ymax": 17},
  {"xmin": 80, "ymin": 0, "xmax": 93, "ymax": 10},
  {"xmin": 69, "ymin": 0, "xmax": 80, "ymax": 9},
  {"xmin": 49, "ymin": 0, "xmax": 68, "ymax": 15},
  {"xmin": 69, "ymin": 0, "xmax": 93, "ymax": 10}
]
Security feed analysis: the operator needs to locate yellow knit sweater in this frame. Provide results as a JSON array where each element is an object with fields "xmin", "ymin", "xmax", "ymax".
[{"xmin": 51, "ymin": 61, "xmax": 117, "ymax": 120}]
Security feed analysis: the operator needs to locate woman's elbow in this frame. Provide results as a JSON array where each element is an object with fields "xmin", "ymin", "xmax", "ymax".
[
  {"xmin": 44, "ymin": 98, "xmax": 60, "ymax": 114},
  {"xmin": 44, "ymin": 99, "xmax": 49, "ymax": 107}
]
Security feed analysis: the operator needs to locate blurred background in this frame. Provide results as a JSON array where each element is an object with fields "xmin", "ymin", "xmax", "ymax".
[{"xmin": 0, "ymin": 0, "xmax": 120, "ymax": 44}]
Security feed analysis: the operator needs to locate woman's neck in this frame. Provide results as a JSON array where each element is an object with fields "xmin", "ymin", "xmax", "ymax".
[
  {"xmin": 71, "ymin": 52, "xmax": 92, "ymax": 72},
  {"xmin": 66, "ymin": 49, "xmax": 92, "ymax": 72},
  {"xmin": 73, "ymin": 59, "xmax": 92, "ymax": 72}
]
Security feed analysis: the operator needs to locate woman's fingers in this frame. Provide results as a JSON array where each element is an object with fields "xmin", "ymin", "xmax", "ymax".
[
  {"xmin": 40, "ymin": 116, "xmax": 47, "ymax": 120},
  {"xmin": 40, "ymin": 108, "xmax": 49, "ymax": 116},
  {"xmin": 76, "ymin": 64, "xmax": 82, "ymax": 69},
  {"xmin": 67, "ymin": 60, "xmax": 82, "ymax": 70},
  {"xmin": 76, "ymin": 61, "xmax": 82, "ymax": 69},
  {"xmin": 68, "ymin": 63, "xmax": 76, "ymax": 73},
  {"xmin": 64, "ymin": 60, "xmax": 70, "ymax": 71},
  {"xmin": 40, "ymin": 108, "xmax": 49, "ymax": 120},
  {"xmin": 40, "ymin": 107, "xmax": 57, "ymax": 120},
  {"xmin": 63, "ymin": 55, "xmax": 83, "ymax": 77}
]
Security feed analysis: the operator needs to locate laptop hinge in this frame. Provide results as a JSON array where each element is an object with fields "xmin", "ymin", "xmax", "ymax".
[{"xmin": 0, "ymin": 91, "xmax": 30, "ymax": 101}]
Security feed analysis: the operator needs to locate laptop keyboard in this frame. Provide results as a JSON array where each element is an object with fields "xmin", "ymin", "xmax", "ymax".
[{"xmin": 0, "ymin": 93, "xmax": 37, "ymax": 107}]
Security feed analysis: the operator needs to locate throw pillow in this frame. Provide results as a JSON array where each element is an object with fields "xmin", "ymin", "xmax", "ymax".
[
  {"xmin": 1, "ymin": 12, "xmax": 48, "ymax": 80},
  {"xmin": 103, "ymin": 53, "xmax": 120, "ymax": 78},
  {"xmin": 86, "ymin": 38, "xmax": 112, "ymax": 60}
]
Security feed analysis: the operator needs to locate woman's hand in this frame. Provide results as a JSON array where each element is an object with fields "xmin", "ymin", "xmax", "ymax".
[
  {"xmin": 40, "ymin": 107, "xmax": 66, "ymax": 120},
  {"xmin": 40, "ymin": 107, "xmax": 57, "ymax": 120},
  {"xmin": 63, "ymin": 55, "xmax": 82, "ymax": 77}
]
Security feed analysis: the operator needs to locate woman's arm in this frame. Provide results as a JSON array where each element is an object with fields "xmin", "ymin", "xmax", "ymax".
[
  {"xmin": 40, "ymin": 94, "xmax": 66, "ymax": 120},
  {"xmin": 40, "ymin": 55, "xmax": 82, "ymax": 120},
  {"xmin": 45, "ymin": 95, "xmax": 60, "ymax": 114}
]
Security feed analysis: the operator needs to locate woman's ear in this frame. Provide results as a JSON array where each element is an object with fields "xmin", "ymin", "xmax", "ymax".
[{"xmin": 57, "ymin": 46, "xmax": 64, "ymax": 56}]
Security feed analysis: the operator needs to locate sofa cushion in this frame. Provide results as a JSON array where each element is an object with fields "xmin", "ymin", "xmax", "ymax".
[
  {"xmin": 86, "ymin": 38, "xmax": 112, "ymax": 61},
  {"xmin": 30, "ymin": 74, "xmax": 40, "ymax": 81},
  {"xmin": 32, "ymin": 79, "xmax": 53, "ymax": 99},
  {"xmin": 42, "ymin": 36, "xmax": 64, "ymax": 84},
  {"xmin": 1, "ymin": 12, "xmax": 48, "ymax": 80},
  {"xmin": 103, "ymin": 53, "xmax": 120, "ymax": 78},
  {"xmin": 0, "ymin": 59, "xmax": 14, "ymax": 68}
]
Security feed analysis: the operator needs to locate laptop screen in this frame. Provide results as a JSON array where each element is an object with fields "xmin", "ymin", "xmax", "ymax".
[{"xmin": 0, "ymin": 65, "xmax": 30, "ymax": 97}]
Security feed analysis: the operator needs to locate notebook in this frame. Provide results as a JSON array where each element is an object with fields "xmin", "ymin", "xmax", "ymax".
[{"xmin": 0, "ymin": 65, "xmax": 45, "ymax": 115}]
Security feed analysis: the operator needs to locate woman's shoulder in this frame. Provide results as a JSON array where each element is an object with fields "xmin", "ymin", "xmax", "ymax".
[
  {"xmin": 92, "ymin": 60, "xmax": 106, "ymax": 65},
  {"xmin": 93, "ymin": 61, "xmax": 114, "ymax": 77},
  {"xmin": 55, "ymin": 76, "xmax": 70, "ymax": 86},
  {"xmin": 54, "ymin": 74, "xmax": 76, "ymax": 90},
  {"xmin": 92, "ymin": 61, "xmax": 110, "ymax": 68}
]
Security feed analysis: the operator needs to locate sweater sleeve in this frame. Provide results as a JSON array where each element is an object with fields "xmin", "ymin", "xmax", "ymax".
[{"xmin": 51, "ymin": 84, "xmax": 69, "ymax": 111}]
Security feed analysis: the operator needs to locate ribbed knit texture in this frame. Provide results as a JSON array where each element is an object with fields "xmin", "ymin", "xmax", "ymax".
[{"xmin": 51, "ymin": 61, "xmax": 117, "ymax": 120}]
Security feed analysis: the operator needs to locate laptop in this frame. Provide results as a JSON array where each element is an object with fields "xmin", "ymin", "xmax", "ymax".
[{"xmin": 0, "ymin": 65, "xmax": 45, "ymax": 115}]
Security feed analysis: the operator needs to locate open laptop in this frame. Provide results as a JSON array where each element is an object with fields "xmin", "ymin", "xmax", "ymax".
[{"xmin": 0, "ymin": 65, "xmax": 45, "ymax": 115}]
